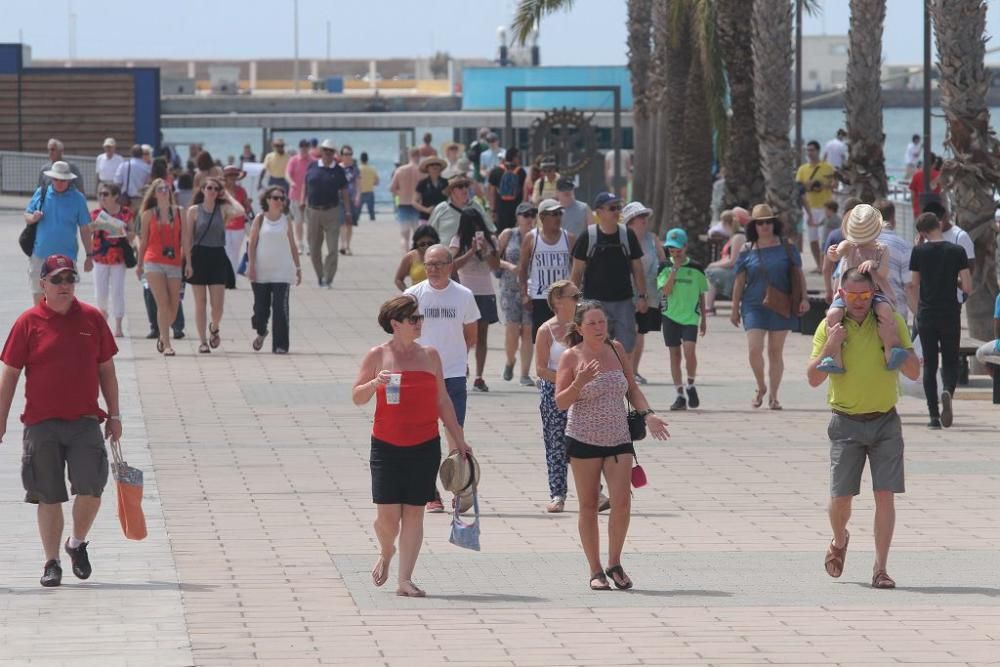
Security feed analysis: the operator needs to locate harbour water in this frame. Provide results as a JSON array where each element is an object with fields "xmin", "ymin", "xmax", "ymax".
[{"xmin": 162, "ymin": 107, "xmax": 999, "ymax": 205}]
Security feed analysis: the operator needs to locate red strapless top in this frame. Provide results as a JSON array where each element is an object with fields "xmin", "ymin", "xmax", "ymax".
[{"xmin": 372, "ymin": 370, "xmax": 440, "ymax": 446}]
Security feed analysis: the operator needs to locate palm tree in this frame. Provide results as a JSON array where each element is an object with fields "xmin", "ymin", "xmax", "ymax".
[
  {"xmin": 843, "ymin": 0, "xmax": 888, "ymax": 201},
  {"xmin": 716, "ymin": 0, "xmax": 765, "ymax": 209},
  {"xmin": 626, "ymin": 0, "xmax": 655, "ymax": 204},
  {"xmin": 752, "ymin": 0, "xmax": 797, "ymax": 231},
  {"xmin": 930, "ymin": 0, "xmax": 1000, "ymax": 341}
]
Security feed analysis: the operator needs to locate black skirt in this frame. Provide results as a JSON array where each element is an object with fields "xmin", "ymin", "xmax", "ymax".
[
  {"xmin": 370, "ymin": 436, "xmax": 441, "ymax": 505},
  {"xmin": 188, "ymin": 245, "xmax": 235, "ymax": 287},
  {"xmin": 566, "ymin": 436, "xmax": 635, "ymax": 460}
]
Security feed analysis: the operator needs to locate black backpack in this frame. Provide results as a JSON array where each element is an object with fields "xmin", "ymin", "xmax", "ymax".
[{"xmin": 19, "ymin": 186, "xmax": 47, "ymax": 257}]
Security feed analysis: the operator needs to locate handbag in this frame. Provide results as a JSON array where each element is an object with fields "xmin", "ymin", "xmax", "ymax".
[
  {"xmin": 121, "ymin": 240, "xmax": 137, "ymax": 269},
  {"xmin": 19, "ymin": 186, "xmax": 47, "ymax": 257},
  {"xmin": 608, "ymin": 342, "xmax": 647, "ymax": 441},
  {"xmin": 631, "ymin": 451, "xmax": 648, "ymax": 488},
  {"xmin": 757, "ymin": 242, "xmax": 803, "ymax": 319},
  {"xmin": 109, "ymin": 439, "xmax": 147, "ymax": 541},
  {"xmin": 449, "ymin": 490, "xmax": 480, "ymax": 551}
]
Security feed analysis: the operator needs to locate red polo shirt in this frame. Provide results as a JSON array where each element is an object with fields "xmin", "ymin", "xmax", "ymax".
[{"xmin": 1, "ymin": 298, "xmax": 117, "ymax": 425}]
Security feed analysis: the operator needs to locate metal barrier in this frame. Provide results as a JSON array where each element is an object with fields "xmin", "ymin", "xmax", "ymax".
[{"xmin": 0, "ymin": 151, "xmax": 98, "ymax": 197}]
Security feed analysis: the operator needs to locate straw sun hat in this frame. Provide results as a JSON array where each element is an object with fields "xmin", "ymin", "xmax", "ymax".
[{"xmin": 844, "ymin": 203, "xmax": 883, "ymax": 245}]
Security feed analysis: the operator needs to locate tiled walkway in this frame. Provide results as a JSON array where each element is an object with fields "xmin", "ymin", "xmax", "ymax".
[{"xmin": 1, "ymin": 207, "xmax": 998, "ymax": 666}]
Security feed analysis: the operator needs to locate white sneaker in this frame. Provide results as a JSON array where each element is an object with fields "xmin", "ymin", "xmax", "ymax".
[{"xmin": 546, "ymin": 496, "xmax": 565, "ymax": 513}]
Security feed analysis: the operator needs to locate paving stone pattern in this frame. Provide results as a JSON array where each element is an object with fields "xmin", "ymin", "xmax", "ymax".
[{"xmin": 1, "ymin": 206, "xmax": 998, "ymax": 666}]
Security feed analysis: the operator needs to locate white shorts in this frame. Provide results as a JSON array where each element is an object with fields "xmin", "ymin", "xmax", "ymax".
[
  {"xmin": 27, "ymin": 256, "xmax": 44, "ymax": 295},
  {"xmin": 806, "ymin": 208, "xmax": 826, "ymax": 242}
]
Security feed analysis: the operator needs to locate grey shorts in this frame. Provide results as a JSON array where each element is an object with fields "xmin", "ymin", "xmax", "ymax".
[
  {"xmin": 21, "ymin": 417, "xmax": 109, "ymax": 504},
  {"xmin": 828, "ymin": 409, "xmax": 905, "ymax": 498},
  {"xmin": 600, "ymin": 298, "xmax": 637, "ymax": 353},
  {"xmin": 144, "ymin": 261, "xmax": 184, "ymax": 280}
]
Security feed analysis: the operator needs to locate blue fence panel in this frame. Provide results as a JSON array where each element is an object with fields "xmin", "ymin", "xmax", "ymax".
[{"xmin": 462, "ymin": 67, "xmax": 633, "ymax": 111}]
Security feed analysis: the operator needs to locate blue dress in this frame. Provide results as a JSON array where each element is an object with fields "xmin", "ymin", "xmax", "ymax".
[{"xmin": 735, "ymin": 243, "xmax": 802, "ymax": 331}]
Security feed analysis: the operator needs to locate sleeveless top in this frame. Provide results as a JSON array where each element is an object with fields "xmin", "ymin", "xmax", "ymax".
[
  {"xmin": 409, "ymin": 256, "xmax": 427, "ymax": 284},
  {"xmin": 499, "ymin": 228, "xmax": 523, "ymax": 295},
  {"xmin": 526, "ymin": 229, "xmax": 571, "ymax": 299},
  {"xmin": 566, "ymin": 369, "xmax": 630, "ymax": 446},
  {"xmin": 143, "ymin": 208, "xmax": 183, "ymax": 266},
  {"xmin": 546, "ymin": 323, "xmax": 568, "ymax": 371},
  {"xmin": 372, "ymin": 370, "xmax": 440, "ymax": 446},
  {"xmin": 193, "ymin": 204, "xmax": 226, "ymax": 248},
  {"xmin": 253, "ymin": 214, "xmax": 296, "ymax": 284}
]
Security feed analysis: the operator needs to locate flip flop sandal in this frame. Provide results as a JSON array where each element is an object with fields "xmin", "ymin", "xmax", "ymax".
[
  {"xmin": 605, "ymin": 565, "xmax": 633, "ymax": 590},
  {"xmin": 209, "ymin": 325, "xmax": 221, "ymax": 349},
  {"xmin": 198, "ymin": 343, "xmax": 211, "ymax": 354},
  {"xmin": 395, "ymin": 580, "xmax": 426, "ymax": 597},
  {"xmin": 824, "ymin": 531, "xmax": 849, "ymax": 578},
  {"xmin": 156, "ymin": 339, "xmax": 165, "ymax": 353},
  {"xmin": 752, "ymin": 387, "xmax": 767, "ymax": 409},
  {"xmin": 871, "ymin": 570, "xmax": 896, "ymax": 589},
  {"xmin": 163, "ymin": 348, "xmax": 176, "ymax": 357},
  {"xmin": 589, "ymin": 572, "xmax": 611, "ymax": 591},
  {"xmin": 252, "ymin": 334, "xmax": 266, "ymax": 351},
  {"xmin": 817, "ymin": 356, "xmax": 847, "ymax": 374},
  {"xmin": 769, "ymin": 399, "xmax": 783, "ymax": 411}
]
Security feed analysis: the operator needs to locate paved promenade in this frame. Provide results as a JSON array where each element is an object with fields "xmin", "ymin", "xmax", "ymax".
[{"xmin": 1, "ymin": 206, "xmax": 998, "ymax": 666}]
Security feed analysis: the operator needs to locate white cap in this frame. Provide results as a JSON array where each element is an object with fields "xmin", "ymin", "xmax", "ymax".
[{"xmin": 102, "ymin": 137, "xmax": 116, "ymax": 148}]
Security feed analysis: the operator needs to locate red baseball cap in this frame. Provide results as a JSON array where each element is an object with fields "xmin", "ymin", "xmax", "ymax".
[{"xmin": 40, "ymin": 254, "xmax": 77, "ymax": 278}]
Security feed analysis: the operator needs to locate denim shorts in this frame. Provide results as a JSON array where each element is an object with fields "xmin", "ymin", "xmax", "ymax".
[{"xmin": 396, "ymin": 205, "xmax": 419, "ymax": 224}]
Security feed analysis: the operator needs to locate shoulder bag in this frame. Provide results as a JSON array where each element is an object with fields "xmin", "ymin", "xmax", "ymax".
[
  {"xmin": 19, "ymin": 187, "xmax": 47, "ymax": 257},
  {"xmin": 757, "ymin": 242, "xmax": 802, "ymax": 319},
  {"xmin": 449, "ymin": 490, "xmax": 481, "ymax": 551},
  {"xmin": 608, "ymin": 341, "xmax": 646, "ymax": 441}
]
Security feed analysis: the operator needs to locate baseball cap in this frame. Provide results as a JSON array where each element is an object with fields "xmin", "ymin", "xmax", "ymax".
[
  {"xmin": 102, "ymin": 137, "xmax": 116, "ymax": 148},
  {"xmin": 40, "ymin": 254, "xmax": 77, "ymax": 278},
  {"xmin": 537, "ymin": 199, "xmax": 563, "ymax": 215},
  {"xmin": 516, "ymin": 201, "xmax": 538, "ymax": 217},
  {"xmin": 592, "ymin": 192, "xmax": 621, "ymax": 209},
  {"xmin": 556, "ymin": 177, "xmax": 576, "ymax": 192},
  {"xmin": 663, "ymin": 228, "xmax": 689, "ymax": 249}
]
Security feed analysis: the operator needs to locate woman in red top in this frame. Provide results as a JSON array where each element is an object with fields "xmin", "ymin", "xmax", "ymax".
[
  {"xmin": 137, "ymin": 178, "xmax": 185, "ymax": 356},
  {"xmin": 91, "ymin": 182, "xmax": 135, "ymax": 337},
  {"xmin": 352, "ymin": 295, "xmax": 471, "ymax": 598},
  {"xmin": 223, "ymin": 165, "xmax": 251, "ymax": 277}
]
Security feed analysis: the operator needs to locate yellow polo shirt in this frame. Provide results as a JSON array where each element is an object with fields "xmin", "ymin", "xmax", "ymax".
[
  {"xmin": 263, "ymin": 151, "xmax": 291, "ymax": 179},
  {"xmin": 796, "ymin": 161, "xmax": 836, "ymax": 210},
  {"xmin": 811, "ymin": 312, "xmax": 912, "ymax": 414}
]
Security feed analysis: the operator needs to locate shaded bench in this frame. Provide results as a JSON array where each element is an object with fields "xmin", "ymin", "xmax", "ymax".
[{"xmin": 959, "ymin": 337, "xmax": 1000, "ymax": 404}]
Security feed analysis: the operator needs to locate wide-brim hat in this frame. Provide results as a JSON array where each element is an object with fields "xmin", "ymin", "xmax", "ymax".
[
  {"xmin": 222, "ymin": 165, "xmax": 246, "ymax": 180},
  {"xmin": 43, "ymin": 161, "xmax": 77, "ymax": 181},
  {"xmin": 750, "ymin": 203, "xmax": 777, "ymax": 221},
  {"xmin": 439, "ymin": 450, "xmax": 480, "ymax": 496},
  {"xmin": 845, "ymin": 203, "xmax": 883, "ymax": 244},
  {"xmin": 622, "ymin": 201, "xmax": 653, "ymax": 224},
  {"xmin": 419, "ymin": 156, "xmax": 448, "ymax": 173}
]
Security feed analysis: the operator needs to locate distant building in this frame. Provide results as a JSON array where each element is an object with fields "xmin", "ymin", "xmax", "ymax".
[{"xmin": 802, "ymin": 35, "xmax": 849, "ymax": 92}]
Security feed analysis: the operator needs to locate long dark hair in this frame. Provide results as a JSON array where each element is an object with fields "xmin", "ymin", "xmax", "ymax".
[
  {"xmin": 412, "ymin": 225, "xmax": 440, "ymax": 250},
  {"xmin": 456, "ymin": 207, "xmax": 496, "ymax": 254},
  {"xmin": 745, "ymin": 216, "xmax": 784, "ymax": 245},
  {"xmin": 565, "ymin": 300, "xmax": 605, "ymax": 347}
]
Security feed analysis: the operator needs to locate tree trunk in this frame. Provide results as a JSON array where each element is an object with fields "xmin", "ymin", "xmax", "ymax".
[
  {"xmin": 627, "ymin": 0, "xmax": 654, "ymax": 204},
  {"xmin": 931, "ymin": 0, "xmax": 1000, "ymax": 341},
  {"xmin": 716, "ymin": 0, "xmax": 765, "ymax": 209},
  {"xmin": 844, "ymin": 0, "xmax": 888, "ymax": 201},
  {"xmin": 649, "ymin": 0, "xmax": 678, "ymax": 234},
  {"xmin": 752, "ymin": 0, "xmax": 798, "ymax": 236}
]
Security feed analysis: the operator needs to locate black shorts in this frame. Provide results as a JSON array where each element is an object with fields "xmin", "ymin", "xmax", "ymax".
[
  {"xmin": 635, "ymin": 307, "xmax": 662, "ymax": 334},
  {"xmin": 474, "ymin": 294, "xmax": 500, "ymax": 325},
  {"xmin": 530, "ymin": 298, "xmax": 554, "ymax": 342},
  {"xmin": 566, "ymin": 436, "xmax": 635, "ymax": 460},
  {"xmin": 661, "ymin": 315, "xmax": 698, "ymax": 347},
  {"xmin": 370, "ymin": 436, "xmax": 441, "ymax": 506}
]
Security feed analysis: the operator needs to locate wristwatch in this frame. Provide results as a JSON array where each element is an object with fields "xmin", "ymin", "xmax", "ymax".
[
  {"xmin": 637, "ymin": 293, "xmax": 647, "ymax": 299},
  {"xmin": 639, "ymin": 409, "xmax": 655, "ymax": 417}
]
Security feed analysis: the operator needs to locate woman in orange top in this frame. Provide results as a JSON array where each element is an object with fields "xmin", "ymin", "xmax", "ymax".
[
  {"xmin": 137, "ymin": 178, "xmax": 184, "ymax": 356},
  {"xmin": 352, "ymin": 295, "xmax": 471, "ymax": 598}
]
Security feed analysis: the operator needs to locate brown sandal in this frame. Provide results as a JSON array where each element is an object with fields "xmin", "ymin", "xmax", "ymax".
[
  {"xmin": 871, "ymin": 570, "xmax": 896, "ymax": 589},
  {"xmin": 824, "ymin": 531, "xmax": 849, "ymax": 578},
  {"xmin": 752, "ymin": 387, "xmax": 767, "ymax": 409}
]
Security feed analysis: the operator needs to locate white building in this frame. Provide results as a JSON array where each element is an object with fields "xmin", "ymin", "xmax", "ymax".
[{"xmin": 802, "ymin": 35, "xmax": 849, "ymax": 92}]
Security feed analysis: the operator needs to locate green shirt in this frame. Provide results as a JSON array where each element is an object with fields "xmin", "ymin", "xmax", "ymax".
[
  {"xmin": 657, "ymin": 258, "xmax": 708, "ymax": 326},
  {"xmin": 811, "ymin": 312, "xmax": 912, "ymax": 414}
]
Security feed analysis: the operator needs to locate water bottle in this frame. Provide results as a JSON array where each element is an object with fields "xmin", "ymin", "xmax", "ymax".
[{"xmin": 386, "ymin": 373, "xmax": 402, "ymax": 405}]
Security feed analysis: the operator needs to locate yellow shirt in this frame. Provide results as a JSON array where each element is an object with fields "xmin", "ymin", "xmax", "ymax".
[
  {"xmin": 359, "ymin": 164, "xmax": 378, "ymax": 193},
  {"xmin": 263, "ymin": 152, "xmax": 291, "ymax": 179},
  {"xmin": 811, "ymin": 313, "xmax": 912, "ymax": 414},
  {"xmin": 796, "ymin": 161, "xmax": 836, "ymax": 210}
]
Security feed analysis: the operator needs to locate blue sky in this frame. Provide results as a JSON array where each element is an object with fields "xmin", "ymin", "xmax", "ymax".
[{"xmin": 2, "ymin": 0, "xmax": 998, "ymax": 66}]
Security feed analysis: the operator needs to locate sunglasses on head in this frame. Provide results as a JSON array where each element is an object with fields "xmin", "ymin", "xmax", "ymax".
[{"xmin": 46, "ymin": 273, "xmax": 78, "ymax": 285}]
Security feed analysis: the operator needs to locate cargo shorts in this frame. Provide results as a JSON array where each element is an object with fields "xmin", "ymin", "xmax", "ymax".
[
  {"xmin": 21, "ymin": 417, "xmax": 109, "ymax": 504},
  {"xmin": 828, "ymin": 409, "xmax": 905, "ymax": 498}
]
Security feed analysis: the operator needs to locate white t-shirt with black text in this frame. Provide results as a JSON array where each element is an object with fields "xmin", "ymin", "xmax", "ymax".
[{"xmin": 405, "ymin": 280, "xmax": 481, "ymax": 379}]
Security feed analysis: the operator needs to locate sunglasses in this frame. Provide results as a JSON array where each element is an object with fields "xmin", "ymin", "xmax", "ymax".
[
  {"xmin": 98, "ymin": 191, "xmax": 112, "ymax": 197},
  {"xmin": 755, "ymin": 219, "xmax": 774, "ymax": 225},
  {"xmin": 402, "ymin": 314, "xmax": 424, "ymax": 325},
  {"xmin": 46, "ymin": 273, "xmax": 78, "ymax": 285},
  {"xmin": 415, "ymin": 241, "xmax": 434, "ymax": 248},
  {"xmin": 341, "ymin": 152, "xmax": 353, "ymax": 157},
  {"xmin": 203, "ymin": 185, "xmax": 221, "ymax": 192},
  {"xmin": 155, "ymin": 185, "xmax": 170, "ymax": 193},
  {"xmin": 424, "ymin": 260, "xmax": 452, "ymax": 269},
  {"xmin": 520, "ymin": 210, "xmax": 539, "ymax": 217},
  {"xmin": 843, "ymin": 290, "xmax": 874, "ymax": 303},
  {"xmin": 606, "ymin": 205, "xmax": 623, "ymax": 213},
  {"xmin": 268, "ymin": 195, "xmax": 286, "ymax": 201}
]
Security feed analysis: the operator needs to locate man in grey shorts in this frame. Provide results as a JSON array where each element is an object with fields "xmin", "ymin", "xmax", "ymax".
[
  {"xmin": 807, "ymin": 268, "xmax": 919, "ymax": 589},
  {"xmin": 0, "ymin": 255, "xmax": 122, "ymax": 587},
  {"xmin": 570, "ymin": 192, "xmax": 647, "ymax": 357}
]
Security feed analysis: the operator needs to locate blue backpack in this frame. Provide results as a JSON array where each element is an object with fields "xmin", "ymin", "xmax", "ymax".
[{"xmin": 497, "ymin": 164, "xmax": 523, "ymax": 202}]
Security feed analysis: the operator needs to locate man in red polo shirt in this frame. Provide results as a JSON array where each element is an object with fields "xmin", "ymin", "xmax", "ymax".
[{"xmin": 0, "ymin": 255, "xmax": 122, "ymax": 587}]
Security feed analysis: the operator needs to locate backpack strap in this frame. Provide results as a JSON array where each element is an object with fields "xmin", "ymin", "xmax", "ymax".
[
  {"xmin": 586, "ymin": 223, "xmax": 599, "ymax": 259},
  {"xmin": 618, "ymin": 223, "xmax": 630, "ymax": 258}
]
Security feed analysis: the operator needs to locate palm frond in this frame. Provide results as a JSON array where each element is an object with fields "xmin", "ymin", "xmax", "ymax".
[
  {"xmin": 802, "ymin": 0, "xmax": 823, "ymax": 17},
  {"xmin": 696, "ymin": 0, "xmax": 729, "ymax": 157},
  {"xmin": 511, "ymin": 0, "xmax": 576, "ymax": 45}
]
